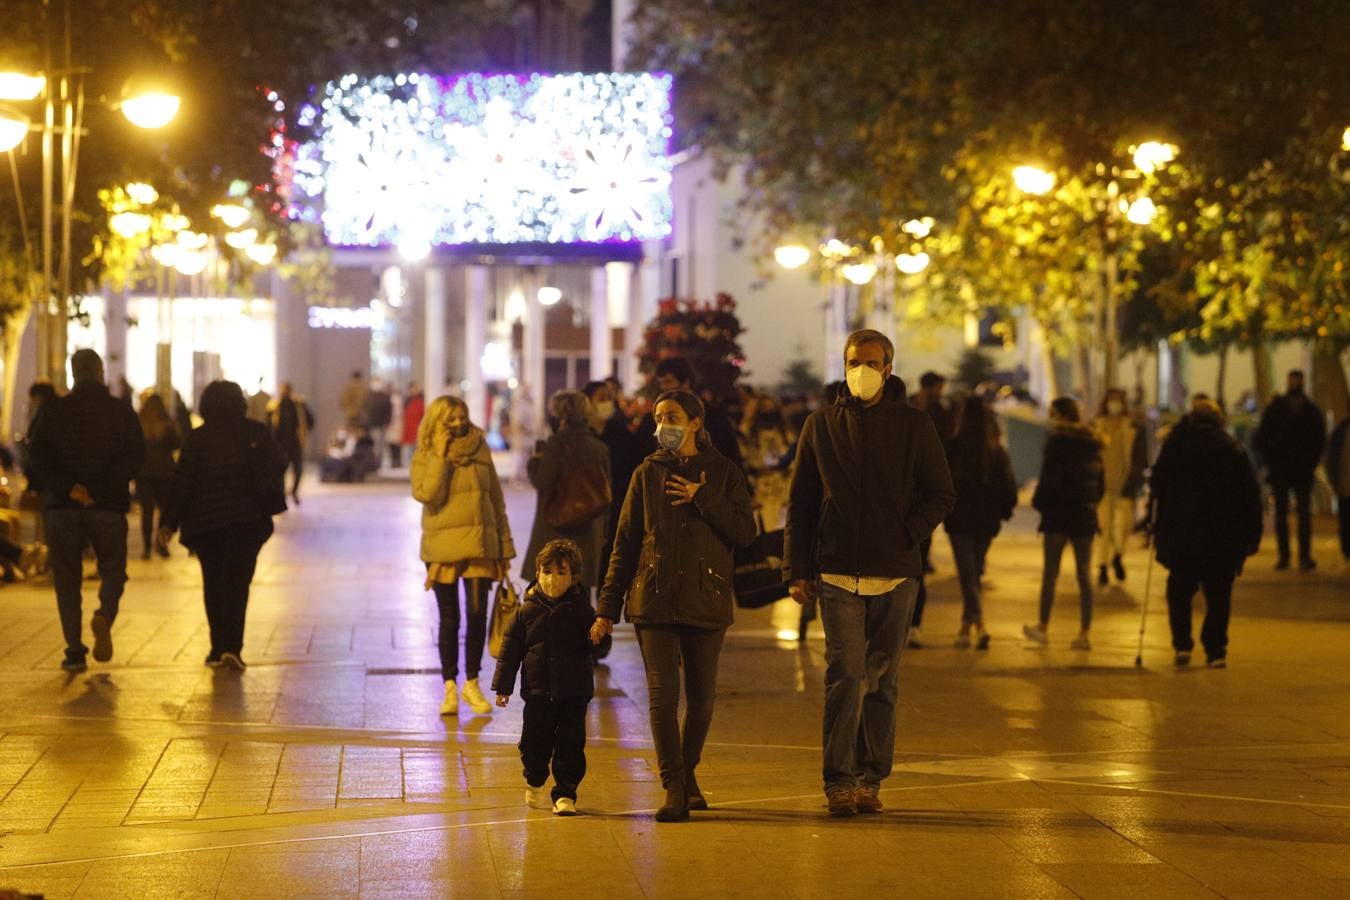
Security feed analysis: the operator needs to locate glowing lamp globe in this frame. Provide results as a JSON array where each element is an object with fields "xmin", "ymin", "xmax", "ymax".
[
  {"xmin": 1132, "ymin": 141, "xmax": 1177, "ymax": 175},
  {"xmin": 246, "ymin": 244, "xmax": 278, "ymax": 265},
  {"xmin": 0, "ymin": 105, "xmax": 29, "ymax": 152},
  {"xmin": 895, "ymin": 252, "xmax": 931, "ymax": 275},
  {"xmin": 211, "ymin": 204, "xmax": 250, "ymax": 228},
  {"xmin": 120, "ymin": 76, "xmax": 180, "ymax": 129},
  {"xmin": 773, "ymin": 244, "xmax": 811, "ymax": 270},
  {"xmin": 537, "ymin": 286, "xmax": 563, "ymax": 306},
  {"xmin": 841, "ymin": 262, "xmax": 877, "ymax": 286},
  {"xmin": 1342, "ymin": 126, "xmax": 1350, "ymax": 152},
  {"xmin": 1012, "ymin": 165, "xmax": 1055, "ymax": 195},
  {"xmin": 224, "ymin": 228, "xmax": 258, "ymax": 249},
  {"xmin": 0, "ymin": 73, "xmax": 44, "ymax": 102},
  {"xmin": 1126, "ymin": 197, "xmax": 1158, "ymax": 226},
  {"xmin": 109, "ymin": 212, "xmax": 152, "ymax": 238},
  {"xmin": 174, "ymin": 250, "xmax": 208, "ymax": 276}
]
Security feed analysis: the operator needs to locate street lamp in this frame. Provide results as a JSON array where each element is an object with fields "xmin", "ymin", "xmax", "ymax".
[
  {"xmin": 1012, "ymin": 165, "xmax": 1056, "ymax": 195},
  {"xmin": 841, "ymin": 262, "xmax": 877, "ymax": 286},
  {"xmin": 895, "ymin": 252, "xmax": 931, "ymax": 275},
  {"xmin": 1132, "ymin": 141, "xmax": 1177, "ymax": 175},
  {"xmin": 773, "ymin": 244, "xmax": 811, "ymax": 269},
  {"xmin": 0, "ymin": 55, "xmax": 180, "ymax": 388}
]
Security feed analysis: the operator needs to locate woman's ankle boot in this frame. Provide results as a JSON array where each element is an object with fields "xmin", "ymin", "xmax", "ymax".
[
  {"xmin": 685, "ymin": 770, "xmax": 708, "ymax": 810},
  {"xmin": 655, "ymin": 780, "xmax": 689, "ymax": 822}
]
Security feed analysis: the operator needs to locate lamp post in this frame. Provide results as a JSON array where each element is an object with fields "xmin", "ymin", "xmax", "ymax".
[{"xmin": 0, "ymin": 41, "xmax": 179, "ymax": 389}]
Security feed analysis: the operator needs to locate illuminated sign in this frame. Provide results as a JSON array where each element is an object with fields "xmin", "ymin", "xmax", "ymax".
[
  {"xmin": 308, "ymin": 305, "xmax": 381, "ymax": 329},
  {"xmin": 293, "ymin": 72, "xmax": 674, "ymax": 248}
]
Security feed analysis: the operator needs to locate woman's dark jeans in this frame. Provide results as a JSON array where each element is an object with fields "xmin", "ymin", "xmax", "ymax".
[
  {"xmin": 194, "ymin": 520, "xmax": 272, "ymax": 657},
  {"xmin": 433, "ymin": 578, "xmax": 491, "ymax": 680},
  {"xmin": 634, "ymin": 624, "xmax": 726, "ymax": 789},
  {"xmin": 948, "ymin": 532, "xmax": 993, "ymax": 624},
  {"xmin": 1039, "ymin": 532, "xmax": 1095, "ymax": 630},
  {"xmin": 137, "ymin": 477, "xmax": 170, "ymax": 553}
]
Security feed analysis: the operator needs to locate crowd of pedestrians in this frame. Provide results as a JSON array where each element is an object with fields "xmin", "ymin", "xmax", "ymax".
[{"xmin": 4, "ymin": 340, "xmax": 1347, "ymax": 824}]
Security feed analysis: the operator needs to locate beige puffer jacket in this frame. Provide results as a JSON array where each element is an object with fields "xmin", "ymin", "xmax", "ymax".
[{"xmin": 411, "ymin": 431, "xmax": 515, "ymax": 564}]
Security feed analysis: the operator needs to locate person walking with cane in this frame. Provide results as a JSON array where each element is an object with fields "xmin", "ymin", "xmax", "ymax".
[{"xmin": 1151, "ymin": 396, "xmax": 1262, "ymax": 668}]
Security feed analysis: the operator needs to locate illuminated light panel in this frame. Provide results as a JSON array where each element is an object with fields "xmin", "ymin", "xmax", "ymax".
[{"xmin": 293, "ymin": 72, "xmax": 674, "ymax": 246}]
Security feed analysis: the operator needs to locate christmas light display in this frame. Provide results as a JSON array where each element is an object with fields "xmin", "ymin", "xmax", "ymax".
[{"xmin": 293, "ymin": 72, "xmax": 674, "ymax": 247}]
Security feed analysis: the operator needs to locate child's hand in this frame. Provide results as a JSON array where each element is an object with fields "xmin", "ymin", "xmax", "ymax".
[
  {"xmin": 590, "ymin": 617, "xmax": 613, "ymax": 646},
  {"xmin": 495, "ymin": 694, "xmax": 510, "ymax": 707}
]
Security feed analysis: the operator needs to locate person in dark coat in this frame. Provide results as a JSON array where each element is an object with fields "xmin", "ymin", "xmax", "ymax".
[
  {"xmin": 160, "ymin": 381, "xmax": 287, "ymax": 670},
  {"xmin": 270, "ymin": 382, "xmax": 314, "ymax": 505},
  {"xmin": 596, "ymin": 389, "xmax": 756, "ymax": 823},
  {"xmin": 943, "ymin": 396, "xmax": 1018, "ymax": 649},
  {"xmin": 1253, "ymin": 370, "xmax": 1326, "ymax": 570},
  {"xmin": 135, "ymin": 393, "xmax": 181, "ymax": 560},
  {"xmin": 1152, "ymin": 397, "xmax": 1262, "ymax": 666},
  {"xmin": 1329, "ymin": 414, "xmax": 1350, "ymax": 568},
  {"xmin": 784, "ymin": 330, "xmax": 955, "ymax": 818},
  {"xmin": 521, "ymin": 391, "xmax": 612, "ymax": 590},
  {"xmin": 28, "ymin": 350, "xmax": 145, "ymax": 671},
  {"xmin": 1024, "ymin": 397, "xmax": 1104, "ymax": 650},
  {"xmin": 492, "ymin": 538, "xmax": 596, "ymax": 817}
]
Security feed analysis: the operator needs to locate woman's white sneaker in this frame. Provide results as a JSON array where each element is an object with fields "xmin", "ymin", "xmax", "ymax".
[
  {"xmin": 525, "ymin": 785, "xmax": 549, "ymax": 809},
  {"xmin": 552, "ymin": 797, "xmax": 577, "ymax": 816}
]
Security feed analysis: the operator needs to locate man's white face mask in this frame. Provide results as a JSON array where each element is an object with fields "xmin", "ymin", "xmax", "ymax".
[{"xmin": 846, "ymin": 366, "xmax": 885, "ymax": 402}]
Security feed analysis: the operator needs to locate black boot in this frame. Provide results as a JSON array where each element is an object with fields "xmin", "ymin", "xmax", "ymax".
[
  {"xmin": 686, "ymin": 770, "xmax": 708, "ymax": 811},
  {"xmin": 655, "ymin": 780, "xmax": 689, "ymax": 822},
  {"xmin": 1097, "ymin": 565, "xmax": 1108, "ymax": 586},
  {"xmin": 1111, "ymin": 554, "xmax": 1125, "ymax": 582}
]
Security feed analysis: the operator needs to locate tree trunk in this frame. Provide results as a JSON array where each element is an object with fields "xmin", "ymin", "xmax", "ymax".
[
  {"xmin": 1040, "ymin": 339, "xmax": 1060, "ymax": 406},
  {"xmin": 1312, "ymin": 337, "xmax": 1349, "ymax": 424},
  {"xmin": 1215, "ymin": 343, "xmax": 1229, "ymax": 411},
  {"xmin": 1251, "ymin": 330, "xmax": 1273, "ymax": 405},
  {"xmin": 0, "ymin": 306, "xmax": 31, "ymax": 445}
]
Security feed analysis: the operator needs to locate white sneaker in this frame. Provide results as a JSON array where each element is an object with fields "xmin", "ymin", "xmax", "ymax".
[
  {"xmin": 525, "ymin": 785, "xmax": 549, "ymax": 809},
  {"xmin": 907, "ymin": 628, "xmax": 924, "ymax": 649},
  {"xmin": 439, "ymin": 680, "xmax": 458, "ymax": 716},
  {"xmin": 553, "ymin": 797, "xmax": 577, "ymax": 816},
  {"xmin": 1023, "ymin": 624, "xmax": 1048, "ymax": 645},
  {"xmin": 462, "ymin": 678, "xmax": 492, "ymax": 714},
  {"xmin": 953, "ymin": 632, "xmax": 972, "ymax": 649},
  {"xmin": 1070, "ymin": 633, "xmax": 1092, "ymax": 650}
]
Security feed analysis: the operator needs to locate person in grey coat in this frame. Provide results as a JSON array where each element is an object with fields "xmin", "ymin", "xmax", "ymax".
[{"xmin": 521, "ymin": 391, "xmax": 612, "ymax": 590}]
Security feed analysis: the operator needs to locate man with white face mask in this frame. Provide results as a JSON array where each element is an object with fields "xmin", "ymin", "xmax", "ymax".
[{"xmin": 784, "ymin": 329, "xmax": 955, "ymax": 817}]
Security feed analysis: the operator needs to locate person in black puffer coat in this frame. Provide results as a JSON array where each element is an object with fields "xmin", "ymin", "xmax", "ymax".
[
  {"xmin": 1152, "ymin": 397, "xmax": 1262, "ymax": 666},
  {"xmin": 596, "ymin": 389, "xmax": 757, "ymax": 823},
  {"xmin": 160, "ymin": 381, "xmax": 287, "ymax": 670},
  {"xmin": 492, "ymin": 539, "xmax": 596, "ymax": 816},
  {"xmin": 1025, "ymin": 397, "xmax": 1104, "ymax": 650},
  {"xmin": 943, "ymin": 396, "xmax": 1018, "ymax": 649}
]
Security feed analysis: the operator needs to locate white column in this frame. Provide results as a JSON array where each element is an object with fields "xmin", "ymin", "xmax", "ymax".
[
  {"xmin": 103, "ymin": 285, "xmax": 127, "ymax": 390},
  {"xmin": 627, "ymin": 249, "xmax": 660, "ymax": 391},
  {"xmin": 424, "ymin": 266, "xmax": 446, "ymax": 398},
  {"xmin": 590, "ymin": 266, "xmax": 612, "ymax": 382},
  {"xmin": 464, "ymin": 265, "xmax": 488, "ymax": 425},
  {"xmin": 824, "ymin": 274, "xmax": 847, "ymax": 383},
  {"xmin": 522, "ymin": 274, "xmax": 547, "ymax": 438}
]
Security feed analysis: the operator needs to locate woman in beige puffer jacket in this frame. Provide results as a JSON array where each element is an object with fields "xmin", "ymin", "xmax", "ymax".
[{"xmin": 411, "ymin": 396, "xmax": 514, "ymax": 717}]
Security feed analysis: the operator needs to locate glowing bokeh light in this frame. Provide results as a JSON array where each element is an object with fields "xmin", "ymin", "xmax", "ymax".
[
  {"xmin": 895, "ymin": 252, "xmax": 931, "ymax": 274},
  {"xmin": 121, "ymin": 92, "xmax": 180, "ymax": 129},
  {"xmin": 0, "ymin": 73, "xmax": 44, "ymax": 102},
  {"xmin": 0, "ymin": 105, "xmax": 29, "ymax": 152},
  {"xmin": 1132, "ymin": 141, "xmax": 1177, "ymax": 174},
  {"xmin": 537, "ymin": 286, "xmax": 562, "ymax": 306},
  {"xmin": 1012, "ymin": 165, "xmax": 1056, "ymax": 195},
  {"xmin": 841, "ymin": 262, "xmax": 877, "ymax": 285},
  {"xmin": 774, "ymin": 244, "xmax": 811, "ymax": 269},
  {"xmin": 294, "ymin": 72, "xmax": 674, "ymax": 246}
]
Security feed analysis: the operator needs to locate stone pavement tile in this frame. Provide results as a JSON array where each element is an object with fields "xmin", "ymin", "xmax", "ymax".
[
  {"xmin": 124, "ymin": 738, "xmax": 226, "ymax": 824},
  {"xmin": 266, "ymin": 744, "xmax": 342, "ymax": 813},
  {"xmin": 196, "ymin": 740, "xmax": 285, "ymax": 819},
  {"xmin": 990, "ymin": 808, "xmax": 1163, "ymax": 864},
  {"xmin": 219, "ymin": 839, "xmax": 361, "ymax": 899},
  {"xmin": 1039, "ymin": 861, "xmax": 1217, "ymax": 899},
  {"xmin": 0, "ymin": 860, "xmax": 93, "ymax": 900},
  {"xmin": 338, "ymin": 746, "xmax": 403, "ymax": 800},
  {"xmin": 73, "ymin": 848, "xmax": 229, "ymax": 899}
]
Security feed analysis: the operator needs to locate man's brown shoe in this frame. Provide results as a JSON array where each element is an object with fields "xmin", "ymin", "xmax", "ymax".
[
  {"xmin": 826, "ymin": 786, "xmax": 857, "ymax": 817},
  {"xmin": 90, "ymin": 612, "xmax": 113, "ymax": 663},
  {"xmin": 855, "ymin": 784, "xmax": 883, "ymax": 813}
]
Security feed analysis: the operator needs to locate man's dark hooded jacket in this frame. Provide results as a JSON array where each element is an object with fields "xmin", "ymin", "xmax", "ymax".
[
  {"xmin": 29, "ymin": 380, "xmax": 145, "ymax": 513},
  {"xmin": 1152, "ymin": 412, "xmax": 1262, "ymax": 572},
  {"xmin": 783, "ymin": 375, "xmax": 955, "ymax": 583}
]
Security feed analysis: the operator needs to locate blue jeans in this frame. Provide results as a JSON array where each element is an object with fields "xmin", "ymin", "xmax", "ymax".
[
  {"xmin": 819, "ymin": 579, "xmax": 918, "ymax": 790},
  {"xmin": 45, "ymin": 508, "xmax": 129, "ymax": 660}
]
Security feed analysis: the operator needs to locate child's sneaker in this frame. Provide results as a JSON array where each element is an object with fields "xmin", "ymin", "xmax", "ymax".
[
  {"xmin": 552, "ymin": 797, "xmax": 577, "ymax": 816},
  {"xmin": 525, "ymin": 785, "xmax": 549, "ymax": 809}
]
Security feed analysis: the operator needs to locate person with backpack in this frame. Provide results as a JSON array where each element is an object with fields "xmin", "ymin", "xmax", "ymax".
[
  {"xmin": 943, "ymin": 395, "xmax": 1018, "ymax": 649},
  {"xmin": 411, "ymin": 396, "xmax": 516, "ymax": 717},
  {"xmin": 521, "ymin": 391, "xmax": 612, "ymax": 591}
]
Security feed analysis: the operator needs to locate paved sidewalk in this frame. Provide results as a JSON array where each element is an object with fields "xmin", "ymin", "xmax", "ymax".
[{"xmin": 0, "ymin": 479, "xmax": 1348, "ymax": 898}]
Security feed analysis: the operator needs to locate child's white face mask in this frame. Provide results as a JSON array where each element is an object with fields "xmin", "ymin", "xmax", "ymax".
[{"xmin": 539, "ymin": 574, "xmax": 572, "ymax": 599}]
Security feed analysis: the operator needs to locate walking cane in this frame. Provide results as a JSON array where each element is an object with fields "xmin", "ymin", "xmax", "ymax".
[{"xmin": 1134, "ymin": 494, "xmax": 1157, "ymax": 669}]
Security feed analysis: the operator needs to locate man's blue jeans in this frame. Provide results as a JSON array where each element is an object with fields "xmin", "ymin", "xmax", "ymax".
[
  {"xmin": 45, "ymin": 509, "xmax": 128, "ymax": 660},
  {"xmin": 819, "ymin": 579, "xmax": 919, "ymax": 790}
]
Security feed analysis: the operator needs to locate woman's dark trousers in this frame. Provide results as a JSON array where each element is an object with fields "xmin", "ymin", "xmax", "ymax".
[
  {"xmin": 432, "ymin": 578, "xmax": 490, "ymax": 680},
  {"xmin": 137, "ymin": 478, "xmax": 170, "ymax": 554},
  {"xmin": 194, "ymin": 522, "xmax": 271, "ymax": 656},
  {"xmin": 634, "ymin": 625, "xmax": 726, "ymax": 789}
]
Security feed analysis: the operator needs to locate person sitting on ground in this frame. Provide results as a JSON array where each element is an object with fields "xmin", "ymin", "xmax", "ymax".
[{"xmin": 492, "ymin": 538, "xmax": 596, "ymax": 818}]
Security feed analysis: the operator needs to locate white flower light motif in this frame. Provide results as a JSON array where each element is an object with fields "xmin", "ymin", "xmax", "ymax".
[{"xmin": 293, "ymin": 73, "xmax": 674, "ymax": 247}]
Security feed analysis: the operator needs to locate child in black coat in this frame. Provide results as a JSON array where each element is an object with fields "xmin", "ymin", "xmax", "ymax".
[{"xmin": 491, "ymin": 538, "xmax": 596, "ymax": 816}]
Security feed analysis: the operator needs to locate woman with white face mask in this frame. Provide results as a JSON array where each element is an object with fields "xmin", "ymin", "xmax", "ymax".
[
  {"xmin": 594, "ymin": 389, "xmax": 757, "ymax": 822},
  {"xmin": 1092, "ymin": 389, "xmax": 1148, "ymax": 586}
]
